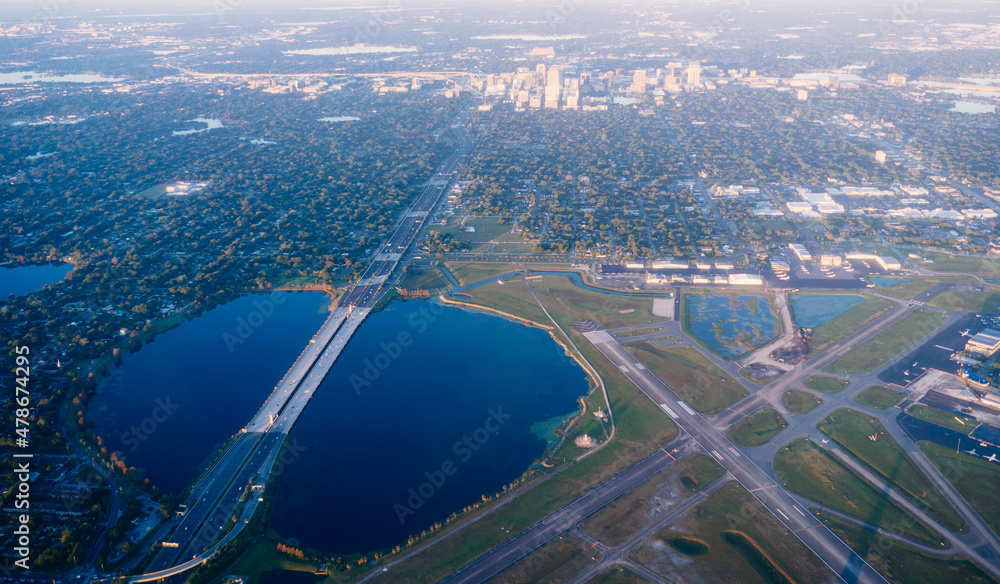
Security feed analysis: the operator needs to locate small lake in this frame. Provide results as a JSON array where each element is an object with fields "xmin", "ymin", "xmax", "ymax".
[
  {"xmin": 951, "ymin": 101, "xmax": 996, "ymax": 114},
  {"xmin": 0, "ymin": 263, "xmax": 73, "ymax": 298},
  {"xmin": 270, "ymin": 299, "xmax": 590, "ymax": 554},
  {"xmin": 790, "ymin": 294, "xmax": 866, "ymax": 329},
  {"xmin": 871, "ymin": 277, "xmax": 910, "ymax": 287},
  {"xmin": 92, "ymin": 292, "xmax": 332, "ymax": 493},
  {"xmin": 686, "ymin": 292, "xmax": 779, "ymax": 360},
  {"xmin": 172, "ymin": 117, "xmax": 224, "ymax": 136}
]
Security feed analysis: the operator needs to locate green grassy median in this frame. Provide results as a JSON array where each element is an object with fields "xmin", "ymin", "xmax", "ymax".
[{"xmin": 818, "ymin": 409, "xmax": 966, "ymax": 533}]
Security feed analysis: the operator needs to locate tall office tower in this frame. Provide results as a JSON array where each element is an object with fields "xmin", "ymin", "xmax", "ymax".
[
  {"xmin": 536, "ymin": 63, "xmax": 547, "ymax": 84},
  {"xmin": 686, "ymin": 62, "xmax": 701, "ymax": 86},
  {"xmin": 632, "ymin": 69, "xmax": 647, "ymax": 93},
  {"xmin": 545, "ymin": 83, "xmax": 560, "ymax": 108},
  {"xmin": 546, "ymin": 66, "xmax": 561, "ymax": 88}
]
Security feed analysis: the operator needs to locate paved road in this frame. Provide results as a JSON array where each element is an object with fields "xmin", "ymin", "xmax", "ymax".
[
  {"xmin": 125, "ymin": 122, "xmax": 475, "ymax": 581},
  {"xmin": 582, "ymin": 330, "xmax": 890, "ymax": 584},
  {"xmin": 435, "ymin": 438, "xmax": 697, "ymax": 584},
  {"xmin": 565, "ymin": 478, "xmax": 730, "ymax": 584}
]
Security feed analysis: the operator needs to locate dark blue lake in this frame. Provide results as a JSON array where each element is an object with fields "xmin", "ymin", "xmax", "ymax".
[
  {"xmin": 0, "ymin": 263, "xmax": 73, "ymax": 298},
  {"xmin": 269, "ymin": 299, "xmax": 590, "ymax": 555},
  {"xmin": 92, "ymin": 291, "xmax": 332, "ymax": 493}
]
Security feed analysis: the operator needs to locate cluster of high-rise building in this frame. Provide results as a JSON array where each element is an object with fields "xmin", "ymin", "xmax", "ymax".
[
  {"xmin": 632, "ymin": 62, "xmax": 702, "ymax": 93},
  {"xmin": 471, "ymin": 61, "xmax": 707, "ymax": 111}
]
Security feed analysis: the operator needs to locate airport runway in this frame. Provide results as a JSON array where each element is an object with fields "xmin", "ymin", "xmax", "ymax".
[
  {"xmin": 436, "ymin": 438, "xmax": 698, "ymax": 584},
  {"xmin": 580, "ymin": 330, "xmax": 891, "ymax": 584}
]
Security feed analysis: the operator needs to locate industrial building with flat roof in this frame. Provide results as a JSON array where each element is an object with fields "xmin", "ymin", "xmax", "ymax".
[
  {"xmin": 788, "ymin": 243, "xmax": 812, "ymax": 262},
  {"xmin": 967, "ymin": 329, "xmax": 1000, "ymax": 356}
]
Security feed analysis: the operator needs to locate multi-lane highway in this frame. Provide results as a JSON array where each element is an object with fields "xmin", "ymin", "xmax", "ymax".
[{"xmin": 125, "ymin": 121, "xmax": 474, "ymax": 581}]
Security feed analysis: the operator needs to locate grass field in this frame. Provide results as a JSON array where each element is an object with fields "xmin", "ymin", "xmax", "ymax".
[
  {"xmin": 225, "ymin": 533, "xmax": 328, "ymax": 584},
  {"xmin": 444, "ymin": 262, "xmax": 521, "ymax": 286},
  {"xmin": 910, "ymin": 250, "xmax": 1000, "ymax": 278},
  {"xmin": 818, "ymin": 409, "xmax": 966, "ymax": 532},
  {"xmin": 773, "ymin": 439, "xmax": 945, "ymax": 546},
  {"xmin": 581, "ymin": 453, "xmax": 724, "ymax": 546},
  {"xmin": 363, "ymin": 275, "xmax": 682, "ymax": 584},
  {"xmin": 612, "ymin": 326, "xmax": 667, "ymax": 339},
  {"xmin": 804, "ymin": 375, "xmax": 849, "ymax": 393},
  {"xmin": 625, "ymin": 341, "xmax": 750, "ymax": 414},
  {"xmin": 729, "ymin": 409, "xmax": 788, "ymax": 448},
  {"xmin": 399, "ymin": 266, "xmax": 451, "ymax": 291},
  {"xmin": 907, "ymin": 404, "xmax": 980, "ymax": 435},
  {"xmin": 483, "ymin": 535, "xmax": 598, "ymax": 584},
  {"xmin": 826, "ymin": 310, "xmax": 948, "ymax": 374},
  {"xmin": 628, "ymin": 481, "xmax": 839, "ymax": 584},
  {"xmin": 930, "ymin": 290, "xmax": 1000, "ymax": 313},
  {"xmin": 854, "ymin": 386, "xmax": 904, "ymax": 410},
  {"xmin": 806, "ymin": 295, "xmax": 895, "ymax": 356},
  {"xmin": 449, "ymin": 278, "xmax": 549, "ymax": 324},
  {"xmin": 586, "ymin": 565, "xmax": 650, "ymax": 584},
  {"xmin": 783, "ymin": 390, "xmax": 822, "ymax": 415},
  {"xmin": 820, "ymin": 513, "xmax": 997, "ymax": 584},
  {"xmin": 739, "ymin": 368, "xmax": 784, "ymax": 386},
  {"xmin": 919, "ymin": 441, "xmax": 1000, "ymax": 537},
  {"xmin": 873, "ymin": 275, "xmax": 974, "ymax": 301}
]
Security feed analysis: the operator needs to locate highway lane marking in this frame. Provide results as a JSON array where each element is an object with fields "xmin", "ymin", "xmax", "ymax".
[
  {"xmin": 794, "ymin": 506, "xmax": 806, "ymax": 517},
  {"xmin": 659, "ymin": 403, "xmax": 678, "ymax": 419},
  {"xmin": 677, "ymin": 401, "xmax": 696, "ymax": 416}
]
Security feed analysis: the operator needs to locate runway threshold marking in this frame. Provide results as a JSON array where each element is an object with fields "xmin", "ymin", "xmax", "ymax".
[
  {"xmin": 619, "ymin": 365, "xmax": 630, "ymax": 373},
  {"xmin": 678, "ymin": 401, "xmax": 697, "ymax": 416},
  {"xmin": 711, "ymin": 450, "xmax": 724, "ymax": 461},
  {"xmin": 659, "ymin": 403, "xmax": 678, "ymax": 419},
  {"xmin": 728, "ymin": 446, "xmax": 742, "ymax": 457}
]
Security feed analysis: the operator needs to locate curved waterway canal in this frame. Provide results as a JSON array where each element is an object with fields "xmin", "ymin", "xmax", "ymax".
[{"xmin": 269, "ymin": 299, "xmax": 590, "ymax": 554}]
